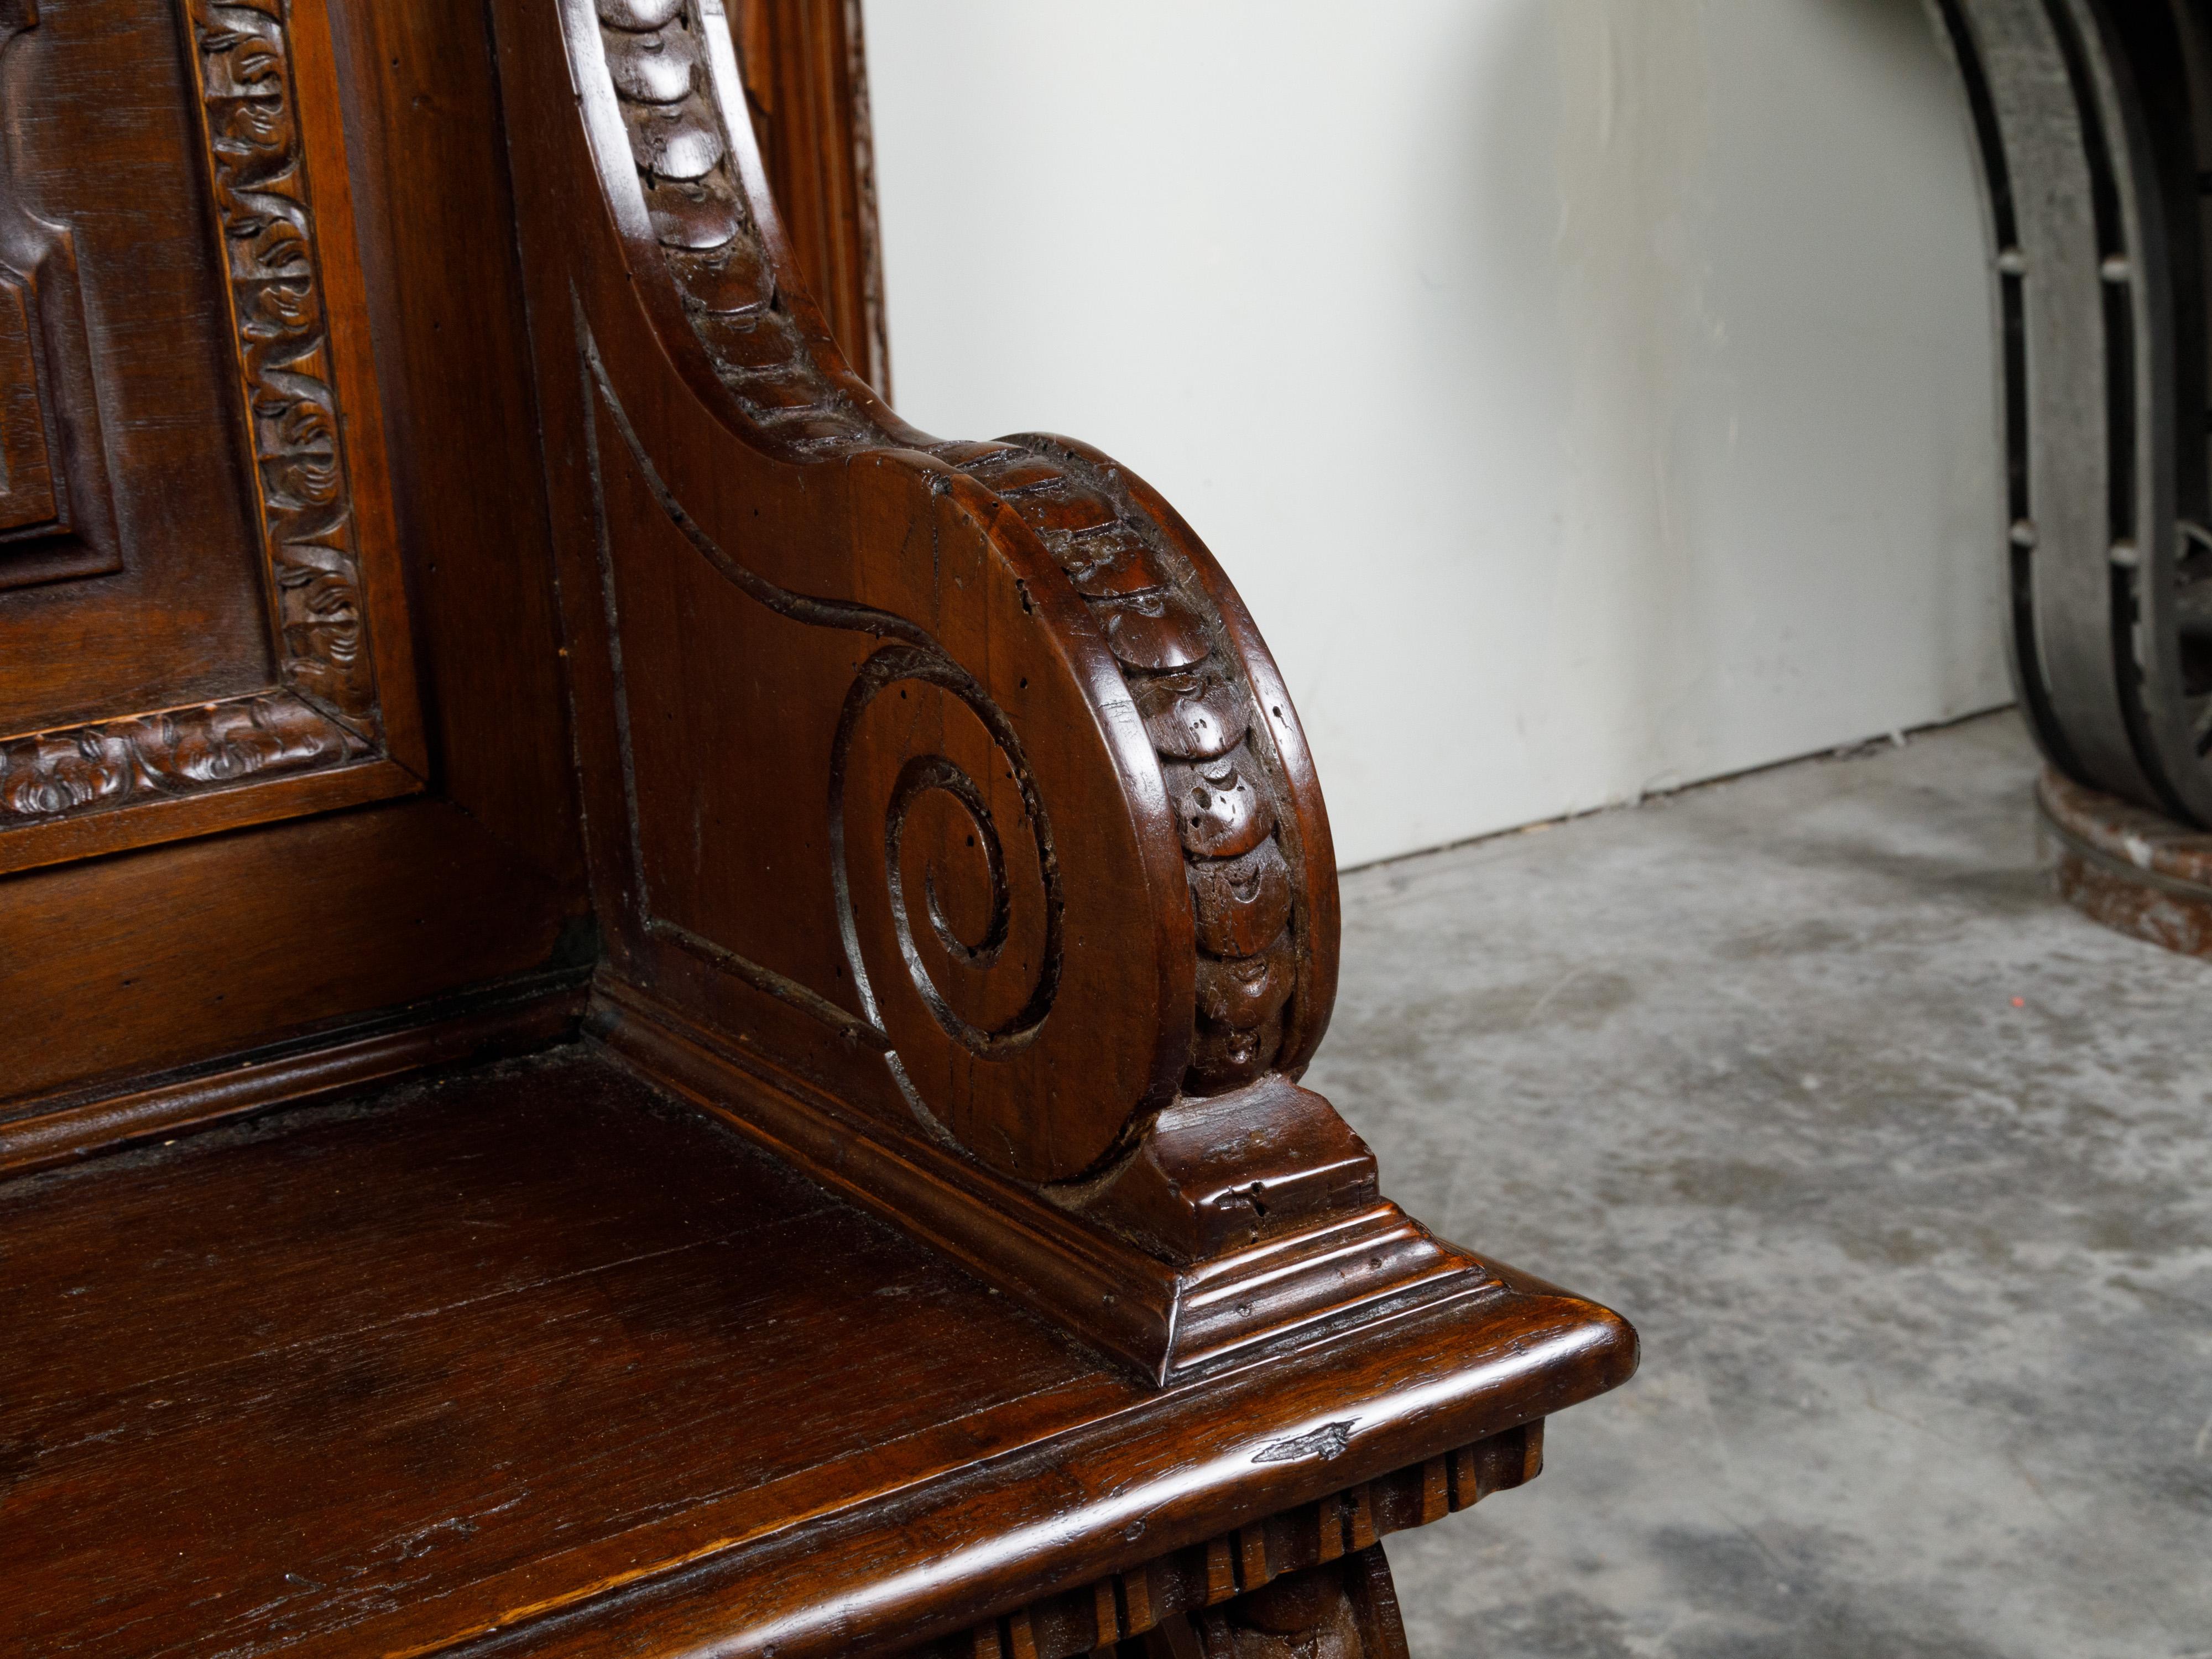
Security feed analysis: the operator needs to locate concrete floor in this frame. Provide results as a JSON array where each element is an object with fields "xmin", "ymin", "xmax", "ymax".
[{"xmin": 1303, "ymin": 712, "xmax": 2212, "ymax": 1658}]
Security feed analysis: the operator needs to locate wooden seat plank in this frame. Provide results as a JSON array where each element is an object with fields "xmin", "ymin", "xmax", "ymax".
[{"xmin": 0, "ymin": 1051, "xmax": 1627, "ymax": 1659}]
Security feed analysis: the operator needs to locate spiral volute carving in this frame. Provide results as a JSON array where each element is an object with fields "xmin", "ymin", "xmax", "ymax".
[{"xmin": 592, "ymin": 0, "xmax": 1307, "ymax": 1100}]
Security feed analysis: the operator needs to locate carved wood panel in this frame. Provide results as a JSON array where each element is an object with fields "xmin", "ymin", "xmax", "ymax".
[
  {"xmin": 0, "ymin": 0, "xmax": 111, "ymax": 581},
  {"xmin": 0, "ymin": 0, "xmax": 589, "ymax": 1123},
  {"xmin": 0, "ymin": 0, "xmax": 424, "ymax": 873},
  {"xmin": 510, "ymin": 0, "xmax": 1465, "ymax": 1387},
  {"xmin": 580, "ymin": 0, "xmax": 1323, "ymax": 1116}
]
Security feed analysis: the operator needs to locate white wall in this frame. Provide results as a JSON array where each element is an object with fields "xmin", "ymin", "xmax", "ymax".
[{"xmin": 862, "ymin": 0, "xmax": 2009, "ymax": 869}]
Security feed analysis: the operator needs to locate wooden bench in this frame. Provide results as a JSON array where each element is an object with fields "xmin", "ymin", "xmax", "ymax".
[{"xmin": 0, "ymin": 2, "xmax": 1634, "ymax": 1651}]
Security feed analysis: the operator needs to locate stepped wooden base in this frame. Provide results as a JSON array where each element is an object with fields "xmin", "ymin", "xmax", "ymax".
[
  {"xmin": 2037, "ymin": 766, "xmax": 2212, "ymax": 956},
  {"xmin": 592, "ymin": 986, "xmax": 1500, "ymax": 1388}
]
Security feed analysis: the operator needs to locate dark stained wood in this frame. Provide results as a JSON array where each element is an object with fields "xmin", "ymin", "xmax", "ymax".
[
  {"xmin": 0, "ymin": 0, "xmax": 587, "ymax": 1105},
  {"xmin": 489, "ymin": 0, "xmax": 1487, "ymax": 1384},
  {"xmin": 2, "ymin": 1, "xmax": 1638, "ymax": 1652},
  {"xmin": 0, "ymin": 1051, "xmax": 1629, "ymax": 1658},
  {"xmin": 2, "ymin": 0, "xmax": 147, "ymax": 587},
  {"xmin": 0, "ymin": 0, "xmax": 429, "ymax": 863},
  {"xmin": 321, "ymin": 0, "xmax": 586, "ymax": 886},
  {"xmin": 594, "ymin": 988, "xmax": 1493, "ymax": 1386},
  {"xmin": 0, "ymin": 265, "xmax": 60, "ymax": 535},
  {"xmin": 0, "ymin": 799, "xmax": 579, "ymax": 1109},
  {"xmin": 0, "ymin": 972, "xmax": 586, "ymax": 1177},
  {"xmin": 1117, "ymin": 1548, "xmax": 1413, "ymax": 1659},
  {"xmin": 0, "ymin": 0, "xmax": 71, "ymax": 554},
  {"xmin": 735, "ymin": 0, "xmax": 888, "ymax": 394},
  {"xmin": 914, "ymin": 1465, "xmax": 1512, "ymax": 1658}
]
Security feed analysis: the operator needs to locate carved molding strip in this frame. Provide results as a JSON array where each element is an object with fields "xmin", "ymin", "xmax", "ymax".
[
  {"xmin": 597, "ymin": 0, "xmax": 872, "ymax": 445},
  {"xmin": 184, "ymin": 0, "xmax": 377, "ymax": 728},
  {"xmin": 905, "ymin": 1423, "xmax": 1544, "ymax": 1659},
  {"xmin": 592, "ymin": 0, "xmax": 1303, "ymax": 1097},
  {"xmin": 0, "ymin": 692, "xmax": 367, "ymax": 822},
  {"xmin": 1, "ymin": 0, "xmax": 392, "ymax": 834},
  {"xmin": 947, "ymin": 439, "xmax": 1302, "ymax": 1095}
]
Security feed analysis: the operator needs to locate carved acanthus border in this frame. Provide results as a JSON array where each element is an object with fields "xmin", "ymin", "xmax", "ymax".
[
  {"xmin": 0, "ymin": 692, "xmax": 368, "ymax": 821},
  {"xmin": 0, "ymin": 0, "xmax": 389, "ymax": 834},
  {"xmin": 185, "ymin": 0, "xmax": 377, "ymax": 727},
  {"xmin": 593, "ymin": 0, "xmax": 1304, "ymax": 1095}
]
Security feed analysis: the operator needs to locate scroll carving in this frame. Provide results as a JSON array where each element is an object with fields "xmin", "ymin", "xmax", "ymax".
[
  {"xmin": 565, "ymin": 0, "xmax": 1469, "ymax": 1377},
  {"xmin": 961, "ymin": 438, "xmax": 1301, "ymax": 1095},
  {"xmin": 832, "ymin": 646, "xmax": 1065, "ymax": 1061},
  {"xmin": 591, "ymin": 0, "xmax": 1300, "ymax": 1098},
  {"xmin": 580, "ymin": 344, "xmax": 1065, "ymax": 1141}
]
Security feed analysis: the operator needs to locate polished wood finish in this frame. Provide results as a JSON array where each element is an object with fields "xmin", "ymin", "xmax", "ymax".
[
  {"xmin": 0, "ymin": 0, "xmax": 427, "ymax": 870},
  {"xmin": 919, "ymin": 1453, "xmax": 1525, "ymax": 1659},
  {"xmin": 0, "ymin": 1053, "xmax": 1626, "ymax": 1658},
  {"xmin": 593, "ymin": 988, "xmax": 1485, "ymax": 1386},
  {"xmin": 319, "ymin": 0, "xmax": 586, "ymax": 883},
  {"xmin": 3, "ymin": 2, "xmax": 1636, "ymax": 1651},
  {"xmin": 495, "ymin": 0, "xmax": 1447, "ymax": 1385},
  {"xmin": 0, "ymin": 0, "xmax": 103, "ymax": 578},
  {"xmin": 0, "ymin": 796, "xmax": 580, "ymax": 1116},
  {"xmin": 735, "ymin": 0, "xmax": 888, "ymax": 393},
  {"xmin": 0, "ymin": 969, "xmax": 586, "ymax": 1177},
  {"xmin": 2, "ymin": 0, "xmax": 122, "ymax": 583},
  {"xmin": 0, "ymin": 0, "xmax": 587, "ymax": 1112}
]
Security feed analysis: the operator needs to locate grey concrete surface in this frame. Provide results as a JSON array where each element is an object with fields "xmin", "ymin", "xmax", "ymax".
[{"xmin": 1305, "ymin": 712, "xmax": 2212, "ymax": 1658}]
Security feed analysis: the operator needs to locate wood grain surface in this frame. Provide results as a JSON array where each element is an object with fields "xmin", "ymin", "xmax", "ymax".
[
  {"xmin": 0, "ymin": 0, "xmax": 588, "ymax": 1108},
  {"xmin": 486, "ymin": 0, "xmax": 1505, "ymax": 1380},
  {"xmin": 0, "ymin": 1049, "xmax": 1630, "ymax": 1658},
  {"xmin": 2, "ymin": 5, "xmax": 1639, "ymax": 1653}
]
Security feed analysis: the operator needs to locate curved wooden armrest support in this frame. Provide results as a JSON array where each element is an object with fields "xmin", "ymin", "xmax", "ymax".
[{"xmin": 499, "ymin": 0, "xmax": 1506, "ymax": 1380}]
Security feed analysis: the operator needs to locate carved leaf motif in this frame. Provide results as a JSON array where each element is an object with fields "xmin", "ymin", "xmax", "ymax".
[
  {"xmin": 182, "ymin": 0, "xmax": 379, "ymax": 730},
  {"xmin": 0, "ymin": 0, "xmax": 390, "ymax": 839},
  {"xmin": 587, "ymin": 2, "xmax": 1304, "ymax": 1100},
  {"xmin": 0, "ymin": 696, "xmax": 362, "ymax": 826}
]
